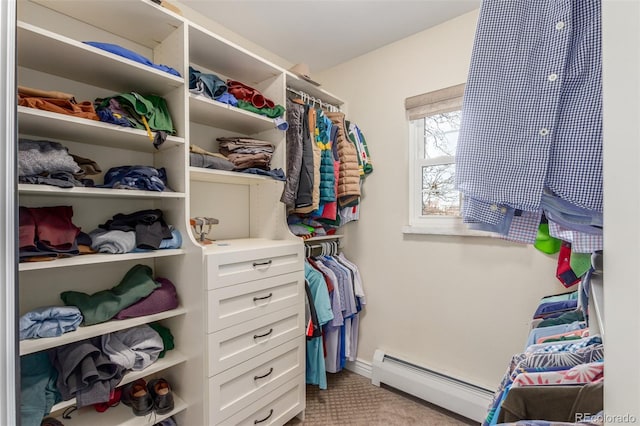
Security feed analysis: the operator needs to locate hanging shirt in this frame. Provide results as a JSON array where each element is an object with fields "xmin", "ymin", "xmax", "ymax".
[
  {"xmin": 456, "ymin": 0, "xmax": 602, "ymax": 244},
  {"xmin": 304, "ymin": 262, "xmax": 333, "ymax": 389}
]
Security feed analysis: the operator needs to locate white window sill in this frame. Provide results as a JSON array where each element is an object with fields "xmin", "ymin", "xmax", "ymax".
[{"xmin": 402, "ymin": 223, "xmax": 499, "ymax": 238}]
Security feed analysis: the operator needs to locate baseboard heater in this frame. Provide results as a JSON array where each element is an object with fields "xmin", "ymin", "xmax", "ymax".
[{"xmin": 371, "ymin": 349, "xmax": 494, "ymax": 423}]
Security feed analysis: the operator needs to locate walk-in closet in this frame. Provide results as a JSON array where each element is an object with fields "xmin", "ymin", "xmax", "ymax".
[{"xmin": 0, "ymin": 1, "xmax": 638, "ymax": 425}]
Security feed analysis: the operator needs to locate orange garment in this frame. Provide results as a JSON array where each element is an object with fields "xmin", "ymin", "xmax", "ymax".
[
  {"xmin": 18, "ymin": 94, "xmax": 99, "ymax": 121},
  {"xmin": 536, "ymin": 329, "xmax": 590, "ymax": 344},
  {"xmin": 18, "ymin": 85, "xmax": 74, "ymax": 100}
]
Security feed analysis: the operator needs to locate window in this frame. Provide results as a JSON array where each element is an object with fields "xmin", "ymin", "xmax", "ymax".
[{"xmin": 403, "ymin": 84, "xmax": 490, "ymax": 236}]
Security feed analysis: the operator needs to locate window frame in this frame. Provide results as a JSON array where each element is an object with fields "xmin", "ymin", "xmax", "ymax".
[{"xmin": 403, "ymin": 83, "xmax": 493, "ymax": 237}]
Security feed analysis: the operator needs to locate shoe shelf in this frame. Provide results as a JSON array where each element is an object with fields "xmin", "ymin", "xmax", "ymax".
[
  {"xmin": 189, "ymin": 94, "xmax": 277, "ymax": 134},
  {"xmin": 48, "ymin": 393, "xmax": 186, "ymax": 426},
  {"xmin": 19, "ymin": 306, "xmax": 188, "ymax": 355},
  {"xmin": 18, "ymin": 249, "xmax": 186, "ymax": 272},
  {"xmin": 49, "ymin": 350, "xmax": 187, "ymax": 414},
  {"xmin": 18, "ymin": 107, "xmax": 185, "ymax": 153}
]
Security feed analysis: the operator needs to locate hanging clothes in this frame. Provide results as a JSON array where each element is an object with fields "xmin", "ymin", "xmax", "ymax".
[
  {"xmin": 303, "ymin": 246, "xmax": 366, "ymax": 383},
  {"xmin": 455, "ymin": 0, "xmax": 602, "ymax": 253},
  {"xmin": 304, "ymin": 261, "xmax": 333, "ymax": 389}
]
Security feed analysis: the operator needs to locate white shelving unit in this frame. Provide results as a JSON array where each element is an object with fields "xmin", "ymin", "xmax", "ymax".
[
  {"xmin": 285, "ymin": 71, "xmax": 345, "ymax": 108},
  {"xmin": 49, "ymin": 394, "xmax": 188, "ymax": 426},
  {"xmin": 18, "ymin": 184, "xmax": 186, "ymax": 199},
  {"xmin": 17, "ymin": 21, "xmax": 184, "ymax": 95},
  {"xmin": 16, "ymin": 0, "xmax": 195, "ymax": 425},
  {"xmin": 48, "ymin": 349, "xmax": 187, "ymax": 415},
  {"xmin": 18, "ymin": 250, "xmax": 186, "ymax": 272},
  {"xmin": 20, "ymin": 307, "xmax": 188, "ymax": 356},
  {"xmin": 189, "ymin": 94, "xmax": 277, "ymax": 134},
  {"xmin": 18, "ymin": 107, "xmax": 185, "ymax": 152},
  {"xmin": 12, "ymin": 1, "xmax": 349, "ymax": 425}
]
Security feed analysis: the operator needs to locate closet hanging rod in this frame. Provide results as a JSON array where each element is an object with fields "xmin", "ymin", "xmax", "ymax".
[
  {"xmin": 286, "ymin": 87, "xmax": 341, "ymax": 112},
  {"xmin": 304, "ymin": 239, "xmax": 341, "ymax": 257}
]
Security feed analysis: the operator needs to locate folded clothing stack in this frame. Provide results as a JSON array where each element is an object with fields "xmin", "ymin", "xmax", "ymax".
[{"xmin": 217, "ymin": 136, "xmax": 274, "ymax": 170}]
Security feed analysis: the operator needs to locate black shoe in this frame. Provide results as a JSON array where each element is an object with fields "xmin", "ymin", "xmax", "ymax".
[
  {"xmin": 147, "ymin": 378, "xmax": 174, "ymax": 415},
  {"xmin": 121, "ymin": 379, "xmax": 154, "ymax": 416}
]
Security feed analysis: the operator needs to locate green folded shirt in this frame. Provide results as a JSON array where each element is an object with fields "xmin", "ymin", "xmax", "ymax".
[{"xmin": 61, "ymin": 264, "xmax": 160, "ymax": 326}]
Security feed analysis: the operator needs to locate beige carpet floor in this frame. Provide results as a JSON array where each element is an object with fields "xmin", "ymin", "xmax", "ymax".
[{"xmin": 285, "ymin": 370, "xmax": 479, "ymax": 426}]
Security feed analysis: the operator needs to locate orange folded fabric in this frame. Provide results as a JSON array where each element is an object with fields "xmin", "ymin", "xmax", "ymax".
[{"xmin": 18, "ymin": 94, "xmax": 99, "ymax": 121}]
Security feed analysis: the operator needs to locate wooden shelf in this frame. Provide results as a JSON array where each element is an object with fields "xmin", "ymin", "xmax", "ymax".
[
  {"xmin": 20, "ymin": 306, "xmax": 187, "ymax": 355},
  {"xmin": 19, "ymin": 249, "xmax": 185, "ymax": 272},
  {"xmin": 29, "ymin": 0, "xmax": 185, "ymax": 49},
  {"xmin": 49, "ymin": 393, "xmax": 187, "ymax": 426},
  {"xmin": 17, "ymin": 22, "xmax": 184, "ymax": 95},
  {"xmin": 18, "ymin": 184, "xmax": 185, "ymax": 199},
  {"xmin": 189, "ymin": 166, "xmax": 281, "ymax": 185},
  {"xmin": 50, "ymin": 350, "xmax": 188, "ymax": 414},
  {"xmin": 18, "ymin": 107, "xmax": 185, "ymax": 152},
  {"xmin": 189, "ymin": 23, "xmax": 282, "ymax": 86}
]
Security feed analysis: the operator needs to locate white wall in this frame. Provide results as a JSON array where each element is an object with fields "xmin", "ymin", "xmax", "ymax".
[
  {"xmin": 602, "ymin": 0, "xmax": 640, "ymax": 421},
  {"xmin": 317, "ymin": 10, "xmax": 563, "ymax": 390}
]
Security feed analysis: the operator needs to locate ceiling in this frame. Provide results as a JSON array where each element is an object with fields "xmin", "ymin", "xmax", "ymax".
[{"xmin": 181, "ymin": 0, "xmax": 480, "ymax": 73}]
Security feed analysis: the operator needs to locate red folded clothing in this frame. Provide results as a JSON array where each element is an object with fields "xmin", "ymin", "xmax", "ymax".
[
  {"xmin": 25, "ymin": 206, "xmax": 81, "ymax": 251},
  {"xmin": 226, "ymin": 79, "xmax": 274, "ymax": 109}
]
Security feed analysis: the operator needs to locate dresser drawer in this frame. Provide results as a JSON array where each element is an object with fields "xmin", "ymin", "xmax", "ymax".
[
  {"xmin": 209, "ymin": 338, "xmax": 304, "ymax": 423},
  {"xmin": 208, "ymin": 304, "xmax": 304, "ymax": 376},
  {"xmin": 217, "ymin": 375, "xmax": 305, "ymax": 426},
  {"xmin": 207, "ymin": 271, "xmax": 303, "ymax": 332},
  {"xmin": 206, "ymin": 244, "xmax": 303, "ymax": 289}
]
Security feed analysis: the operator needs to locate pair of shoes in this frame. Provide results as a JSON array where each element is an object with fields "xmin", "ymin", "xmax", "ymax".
[
  {"xmin": 147, "ymin": 378, "xmax": 175, "ymax": 415},
  {"xmin": 121, "ymin": 378, "xmax": 154, "ymax": 416}
]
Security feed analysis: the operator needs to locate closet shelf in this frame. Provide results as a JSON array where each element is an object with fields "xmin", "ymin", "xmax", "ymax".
[
  {"xmin": 18, "ymin": 107, "xmax": 185, "ymax": 153},
  {"xmin": 49, "ymin": 350, "xmax": 188, "ymax": 414},
  {"xmin": 189, "ymin": 23, "xmax": 282, "ymax": 85},
  {"xmin": 18, "ymin": 184, "xmax": 186, "ymax": 200},
  {"xmin": 201, "ymin": 238, "xmax": 300, "ymax": 255},
  {"xmin": 20, "ymin": 306, "xmax": 188, "ymax": 356},
  {"xmin": 189, "ymin": 94, "xmax": 278, "ymax": 134},
  {"xmin": 303, "ymin": 235, "xmax": 344, "ymax": 243},
  {"xmin": 18, "ymin": 249, "xmax": 186, "ymax": 272},
  {"xmin": 17, "ymin": 22, "xmax": 184, "ymax": 95},
  {"xmin": 189, "ymin": 166, "xmax": 282, "ymax": 185},
  {"xmin": 49, "ymin": 394, "xmax": 186, "ymax": 426},
  {"xmin": 30, "ymin": 0, "xmax": 185, "ymax": 50},
  {"xmin": 285, "ymin": 72, "xmax": 345, "ymax": 106}
]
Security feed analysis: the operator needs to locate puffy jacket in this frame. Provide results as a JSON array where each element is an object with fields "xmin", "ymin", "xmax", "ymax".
[{"xmin": 325, "ymin": 111, "xmax": 360, "ymax": 206}]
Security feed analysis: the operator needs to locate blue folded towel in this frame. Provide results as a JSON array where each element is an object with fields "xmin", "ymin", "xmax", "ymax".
[{"xmin": 20, "ymin": 306, "xmax": 83, "ymax": 340}]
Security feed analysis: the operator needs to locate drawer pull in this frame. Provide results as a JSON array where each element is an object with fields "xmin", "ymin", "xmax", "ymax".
[
  {"xmin": 252, "ymin": 260, "xmax": 273, "ymax": 268},
  {"xmin": 253, "ymin": 292, "xmax": 273, "ymax": 302},
  {"xmin": 253, "ymin": 328, "xmax": 274, "ymax": 339},
  {"xmin": 253, "ymin": 367, "xmax": 274, "ymax": 381},
  {"xmin": 254, "ymin": 409, "xmax": 274, "ymax": 424}
]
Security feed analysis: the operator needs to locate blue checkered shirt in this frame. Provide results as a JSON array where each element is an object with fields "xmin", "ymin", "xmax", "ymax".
[{"xmin": 455, "ymin": 0, "xmax": 602, "ymax": 246}]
